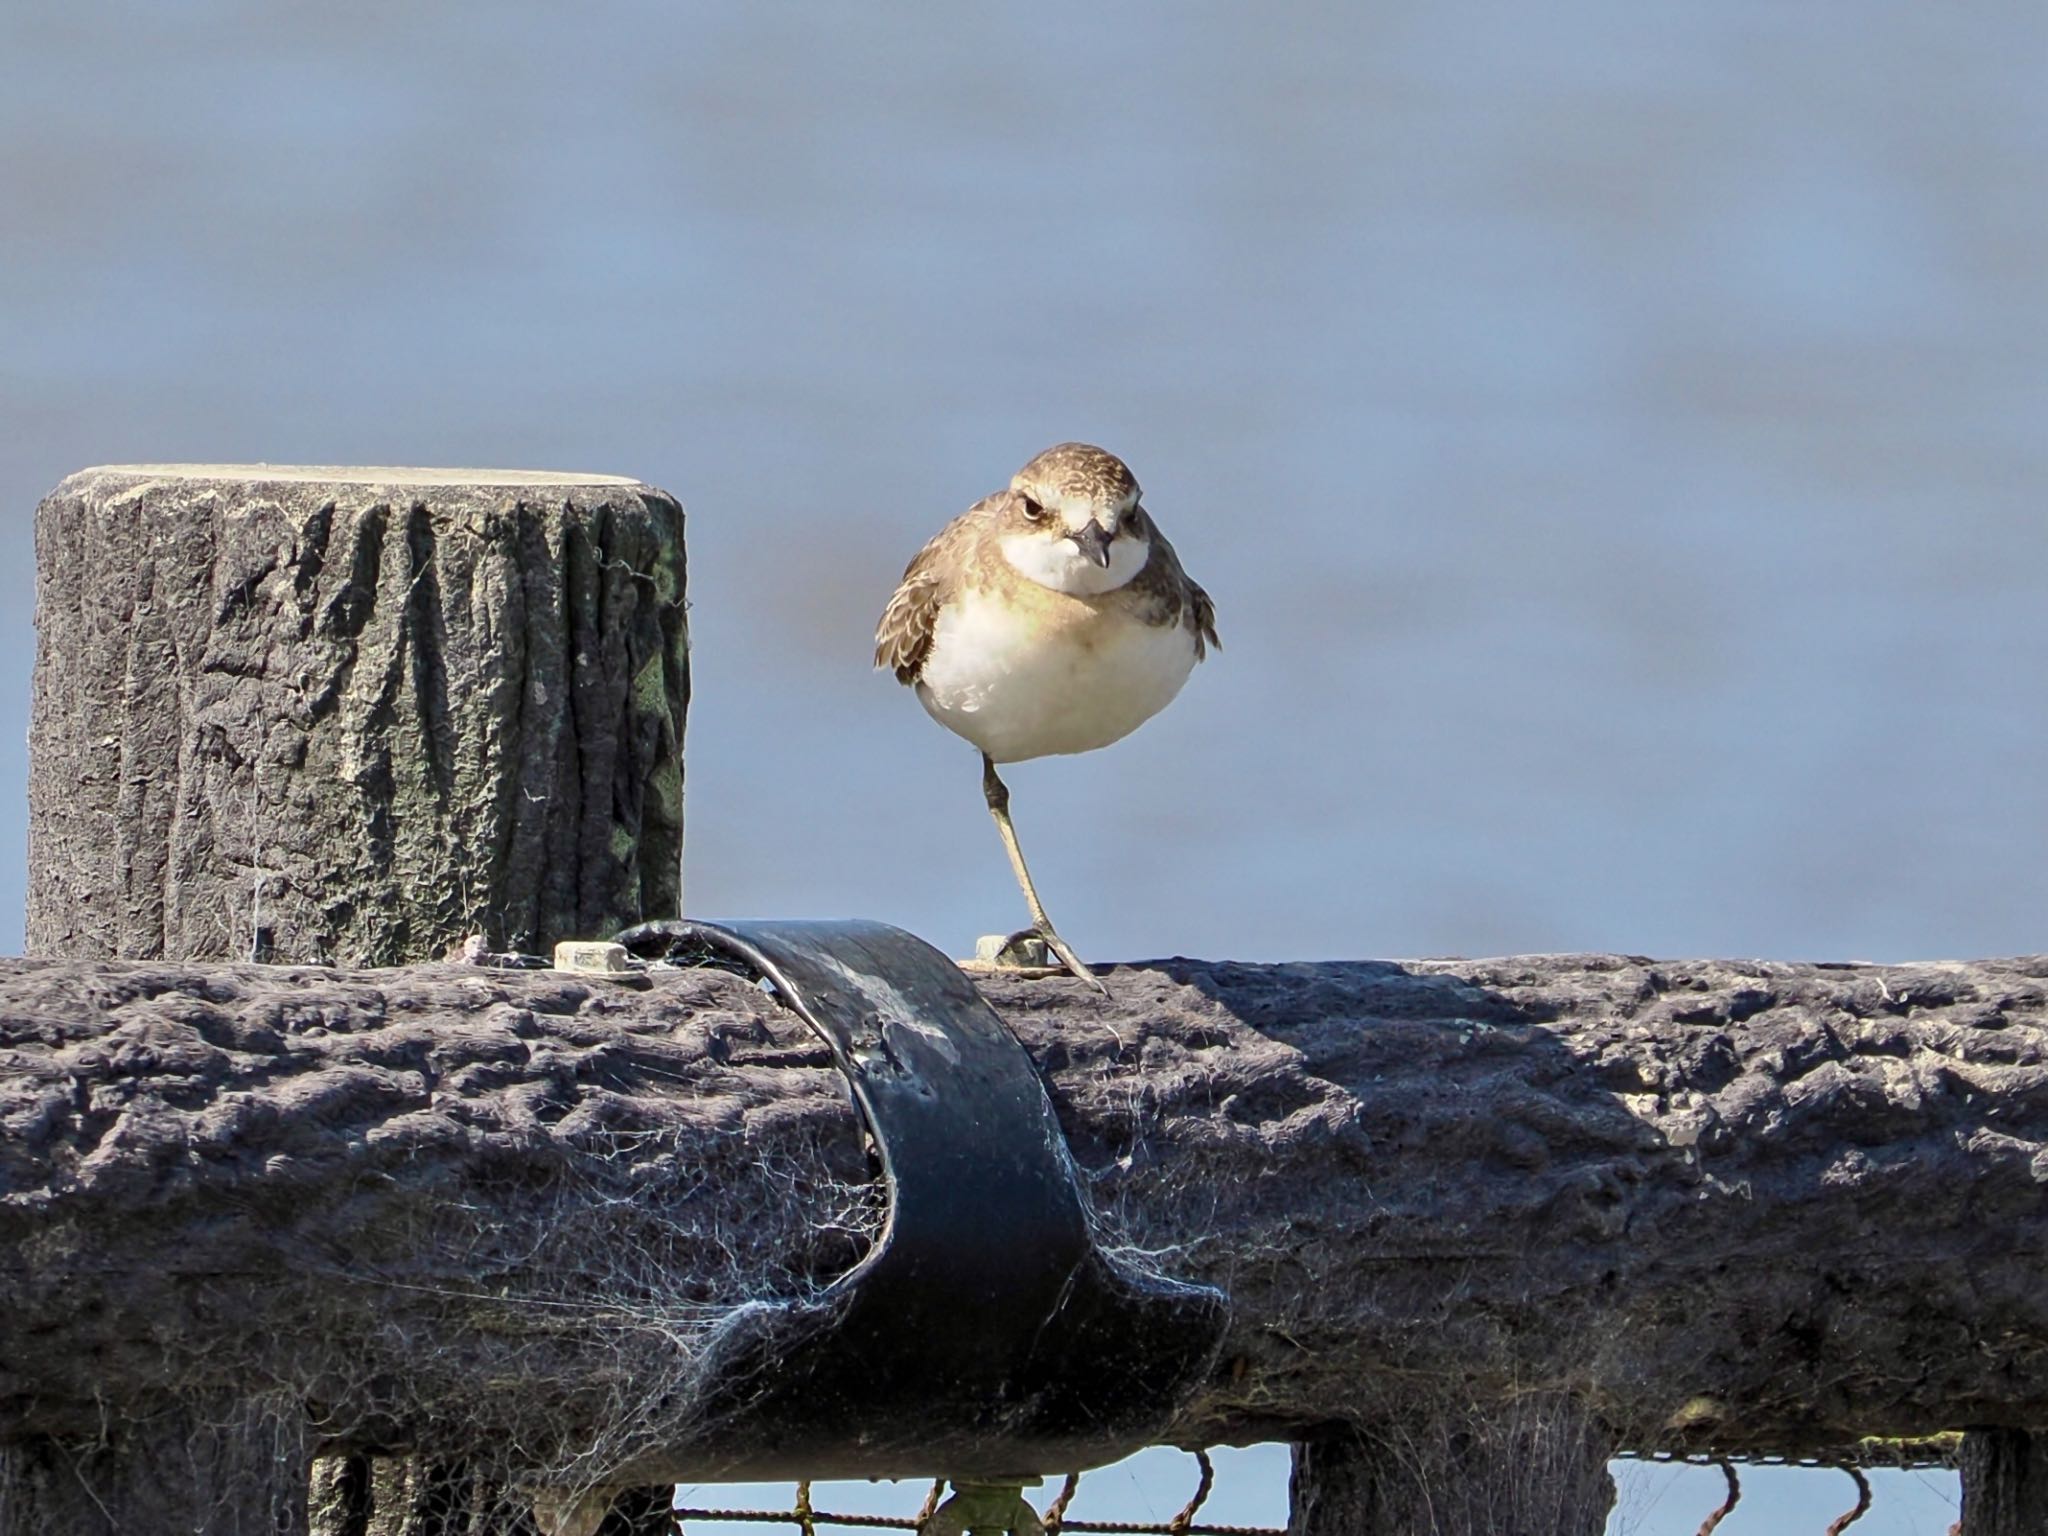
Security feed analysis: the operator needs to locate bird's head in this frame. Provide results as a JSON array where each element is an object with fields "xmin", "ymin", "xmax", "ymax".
[{"xmin": 999, "ymin": 442, "xmax": 1152, "ymax": 595}]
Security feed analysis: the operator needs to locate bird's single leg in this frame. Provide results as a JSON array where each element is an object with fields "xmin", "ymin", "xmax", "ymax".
[{"xmin": 980, "ymin": 753, "xmax": 1104, "ymax": 992}]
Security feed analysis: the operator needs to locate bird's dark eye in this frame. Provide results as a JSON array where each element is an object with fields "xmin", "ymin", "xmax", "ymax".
[
  {"xmin": 1122, "ymin": 506, "xmax": 1142, "ymax": 531},
  {"xmin": 1020, "ymin": 495, "xmax": 1049, "ymax": 522}
]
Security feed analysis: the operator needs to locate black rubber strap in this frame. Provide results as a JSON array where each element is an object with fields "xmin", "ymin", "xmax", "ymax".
[{"xmin": 615, "ymin": 918, "xmax": 1229, "ymax": 1482}]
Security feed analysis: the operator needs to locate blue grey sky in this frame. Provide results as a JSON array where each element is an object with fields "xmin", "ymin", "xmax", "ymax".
[{"xmin": 6, "ymin": 4, "xmax": 2041, "ymax": 1529}]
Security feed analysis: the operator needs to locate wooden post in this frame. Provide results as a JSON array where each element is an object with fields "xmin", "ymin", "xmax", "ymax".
[
  {"xmin": 0, "ymin": 1396, "xmax": 310, "ymax": 1536},
  {"xmin": 1287, "ymin": 1397, "xmax": 1616, "ymax": 1536},
  {"xmin": 16, "ymin": 464, "xmax": 687, "ymax": 1536},
  {"xmin": 1959, "ymin": 1429, "xmax": 2048, "ymax": 1536},
  {"xmin": 27, "ymin": 464, "xmax": 687, "ymax": 966}
]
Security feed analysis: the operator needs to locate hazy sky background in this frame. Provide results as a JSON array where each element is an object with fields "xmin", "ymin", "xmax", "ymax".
[{"xmin": 6, "ymin": 4, "xmax": 2043, "ymax": 1530}]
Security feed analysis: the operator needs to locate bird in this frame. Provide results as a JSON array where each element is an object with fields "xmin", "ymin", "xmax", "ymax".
[{"xmin": 875, "ymin": 442, "xmax": 1218, "ymax": 989}]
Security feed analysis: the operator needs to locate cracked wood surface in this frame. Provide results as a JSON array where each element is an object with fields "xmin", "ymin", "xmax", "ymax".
[
  {"xmin": 2, "ymin": 950, "xmax": 2044, "ymax": 1482},
  {"xmin": 26, "ymin": 466, "xmax": 688, "ymax": 966}
]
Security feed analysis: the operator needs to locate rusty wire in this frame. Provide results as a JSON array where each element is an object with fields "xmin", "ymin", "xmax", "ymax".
[
  {"xmin": 1823, "ymin": 1467, "xmax": 1872, "ymax": 1536},
  {"xmin": 1618, "ymin": 1436, "xmax": 1959, "ymax": 1472},
  {"xmin": 1694, "ymin": 1460, "xmax": 1739, "ymax": 1536},
  {"xmin": 1634, "ymin": 1452, "xmax": 1909, "ymax": 1536},
  {"xmin": 676, "ymin": 1443, "xmax": 1916, "ymax": 1536},
  {"xmin": 675, "ymin": 1509, "xmax": 912, "ymax": 1532},
  {"xmin": 1042, "ymin": 1473, "xmax": 1080, "ymax": 1534},
  {"xmin": 1165, "ymin": 1450, "xmax": 1215, "ymax": 1536},
  {"xmin": 674, "ymin": 1450, "xmax": 1274, "ymax": 1536},
  {"xmin": 670, "ymin": 1507, "xmax": 1279, "ymax": 1536}
]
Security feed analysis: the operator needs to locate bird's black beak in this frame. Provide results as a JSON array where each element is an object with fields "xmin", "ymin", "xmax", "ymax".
[{"xmin": 1070, "ymin": 521, "xmax": 1114, "ymax": 568}]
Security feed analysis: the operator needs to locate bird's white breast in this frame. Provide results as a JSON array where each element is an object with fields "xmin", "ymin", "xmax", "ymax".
[{"xmin": 915, "ymin": 590, "xmax": 1197, "ymax": 763}]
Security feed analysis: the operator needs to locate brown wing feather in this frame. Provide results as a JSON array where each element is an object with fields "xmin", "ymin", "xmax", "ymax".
[
  {"xmin": 874, "ymin": 564, "xmax": 942, "ymax": 683},
  {"xmin": 1130, "ymin": 520, "xmax": 1219, "ymax": 661},
  {"xmin": 874, "ymin": 507, "xmax": 983, "ymax": 683},
  {"xmin": 1186, "ymin": 575, "xmax": 1219, "ymax": 660}
]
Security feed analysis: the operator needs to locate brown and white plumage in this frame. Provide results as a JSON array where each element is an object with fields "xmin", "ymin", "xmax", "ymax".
[
  {"xmin": 875, "ymin": 443, "xmax": 1217, "ymax": 764},
  {"xmin": 873, "ymin": 443, "xmax": 1215, "ymax": 988}
]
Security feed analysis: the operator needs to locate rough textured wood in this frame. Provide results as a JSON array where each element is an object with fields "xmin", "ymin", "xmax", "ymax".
[
  {"xmin": 27, "ymin": 465, "xmax": 688, "ymax": 966},
  {"xmin": 21, "ymin": 463, "xmax": 687, "ymax": 1536},
  {"xmin": 1, "ymin": 949, "xmax": 2044, "ymax": 1495},
  {"xmin": 1960, "ymin": 1429, "xmax": 2048, "ymax": 1535},
  {"xmin": 1286, "ymin": 1399, "xmax": 1617, "ymax": 1536},
  {"xmin": 309, "ymin": 1453, "xmax": 372, "ymax": 1536},
  {"xmin": 0, "ymin": 1394, "xmax": 310, "ymax": 1536}
]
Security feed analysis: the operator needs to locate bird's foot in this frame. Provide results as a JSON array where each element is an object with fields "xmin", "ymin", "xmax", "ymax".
[
  {"xmin": 1009, "ymin": 924, "xmax": 1106, "ymax": 995},
  {"xmin": 982, "ymin": 929, "xmax": 1052, "ymax": 968}
]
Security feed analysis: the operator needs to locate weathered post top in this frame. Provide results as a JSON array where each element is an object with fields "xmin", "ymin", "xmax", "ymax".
[
  {"xmin": 52, "ymin": 464, "xmax": 648, "ymax": 484},
  {"xmin": 27, "ymin": 462, "xmax": 688, "ymax": 968}
]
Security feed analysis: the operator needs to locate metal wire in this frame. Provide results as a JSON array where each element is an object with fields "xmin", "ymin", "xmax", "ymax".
[
  {"xmin": 675, "ymin": 1509, "xmax": 915, "ymax": 1531},
  {"xmin": 1042, "ymin": 1473, "xmax": 1080, "ymax": 1534},
  {"xmin": 1694, "ymin": 1461, "xmax": 1739, "ymax": 1536},
  {"xmin": 1166, "ymin": 1451, "xmax": 1215, "ymax": 1536},
  {"xmin": 671, "ymin": 1509, "xmax": 1279, "ymax": 1536},
  {"xmin": 675, "ymin": 1450, "xmax": 1276, "ymax": 1536},
  {"xmin": 1615, "ymin": 1432, "xmax": 1961, "ymax": 1472},
  {"xmin": 1823, "ymin": 1467, "xmax": 1872, "ymax": 1536},
  {"xmin": 674, "ymin": 1439, "xmax": 1934, "ymax": 1536}
]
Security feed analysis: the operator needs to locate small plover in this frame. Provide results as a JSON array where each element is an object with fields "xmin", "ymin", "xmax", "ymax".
[{"xmin": 875, "ymin": 442, "xmax": 1218, "ymax": 988}]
